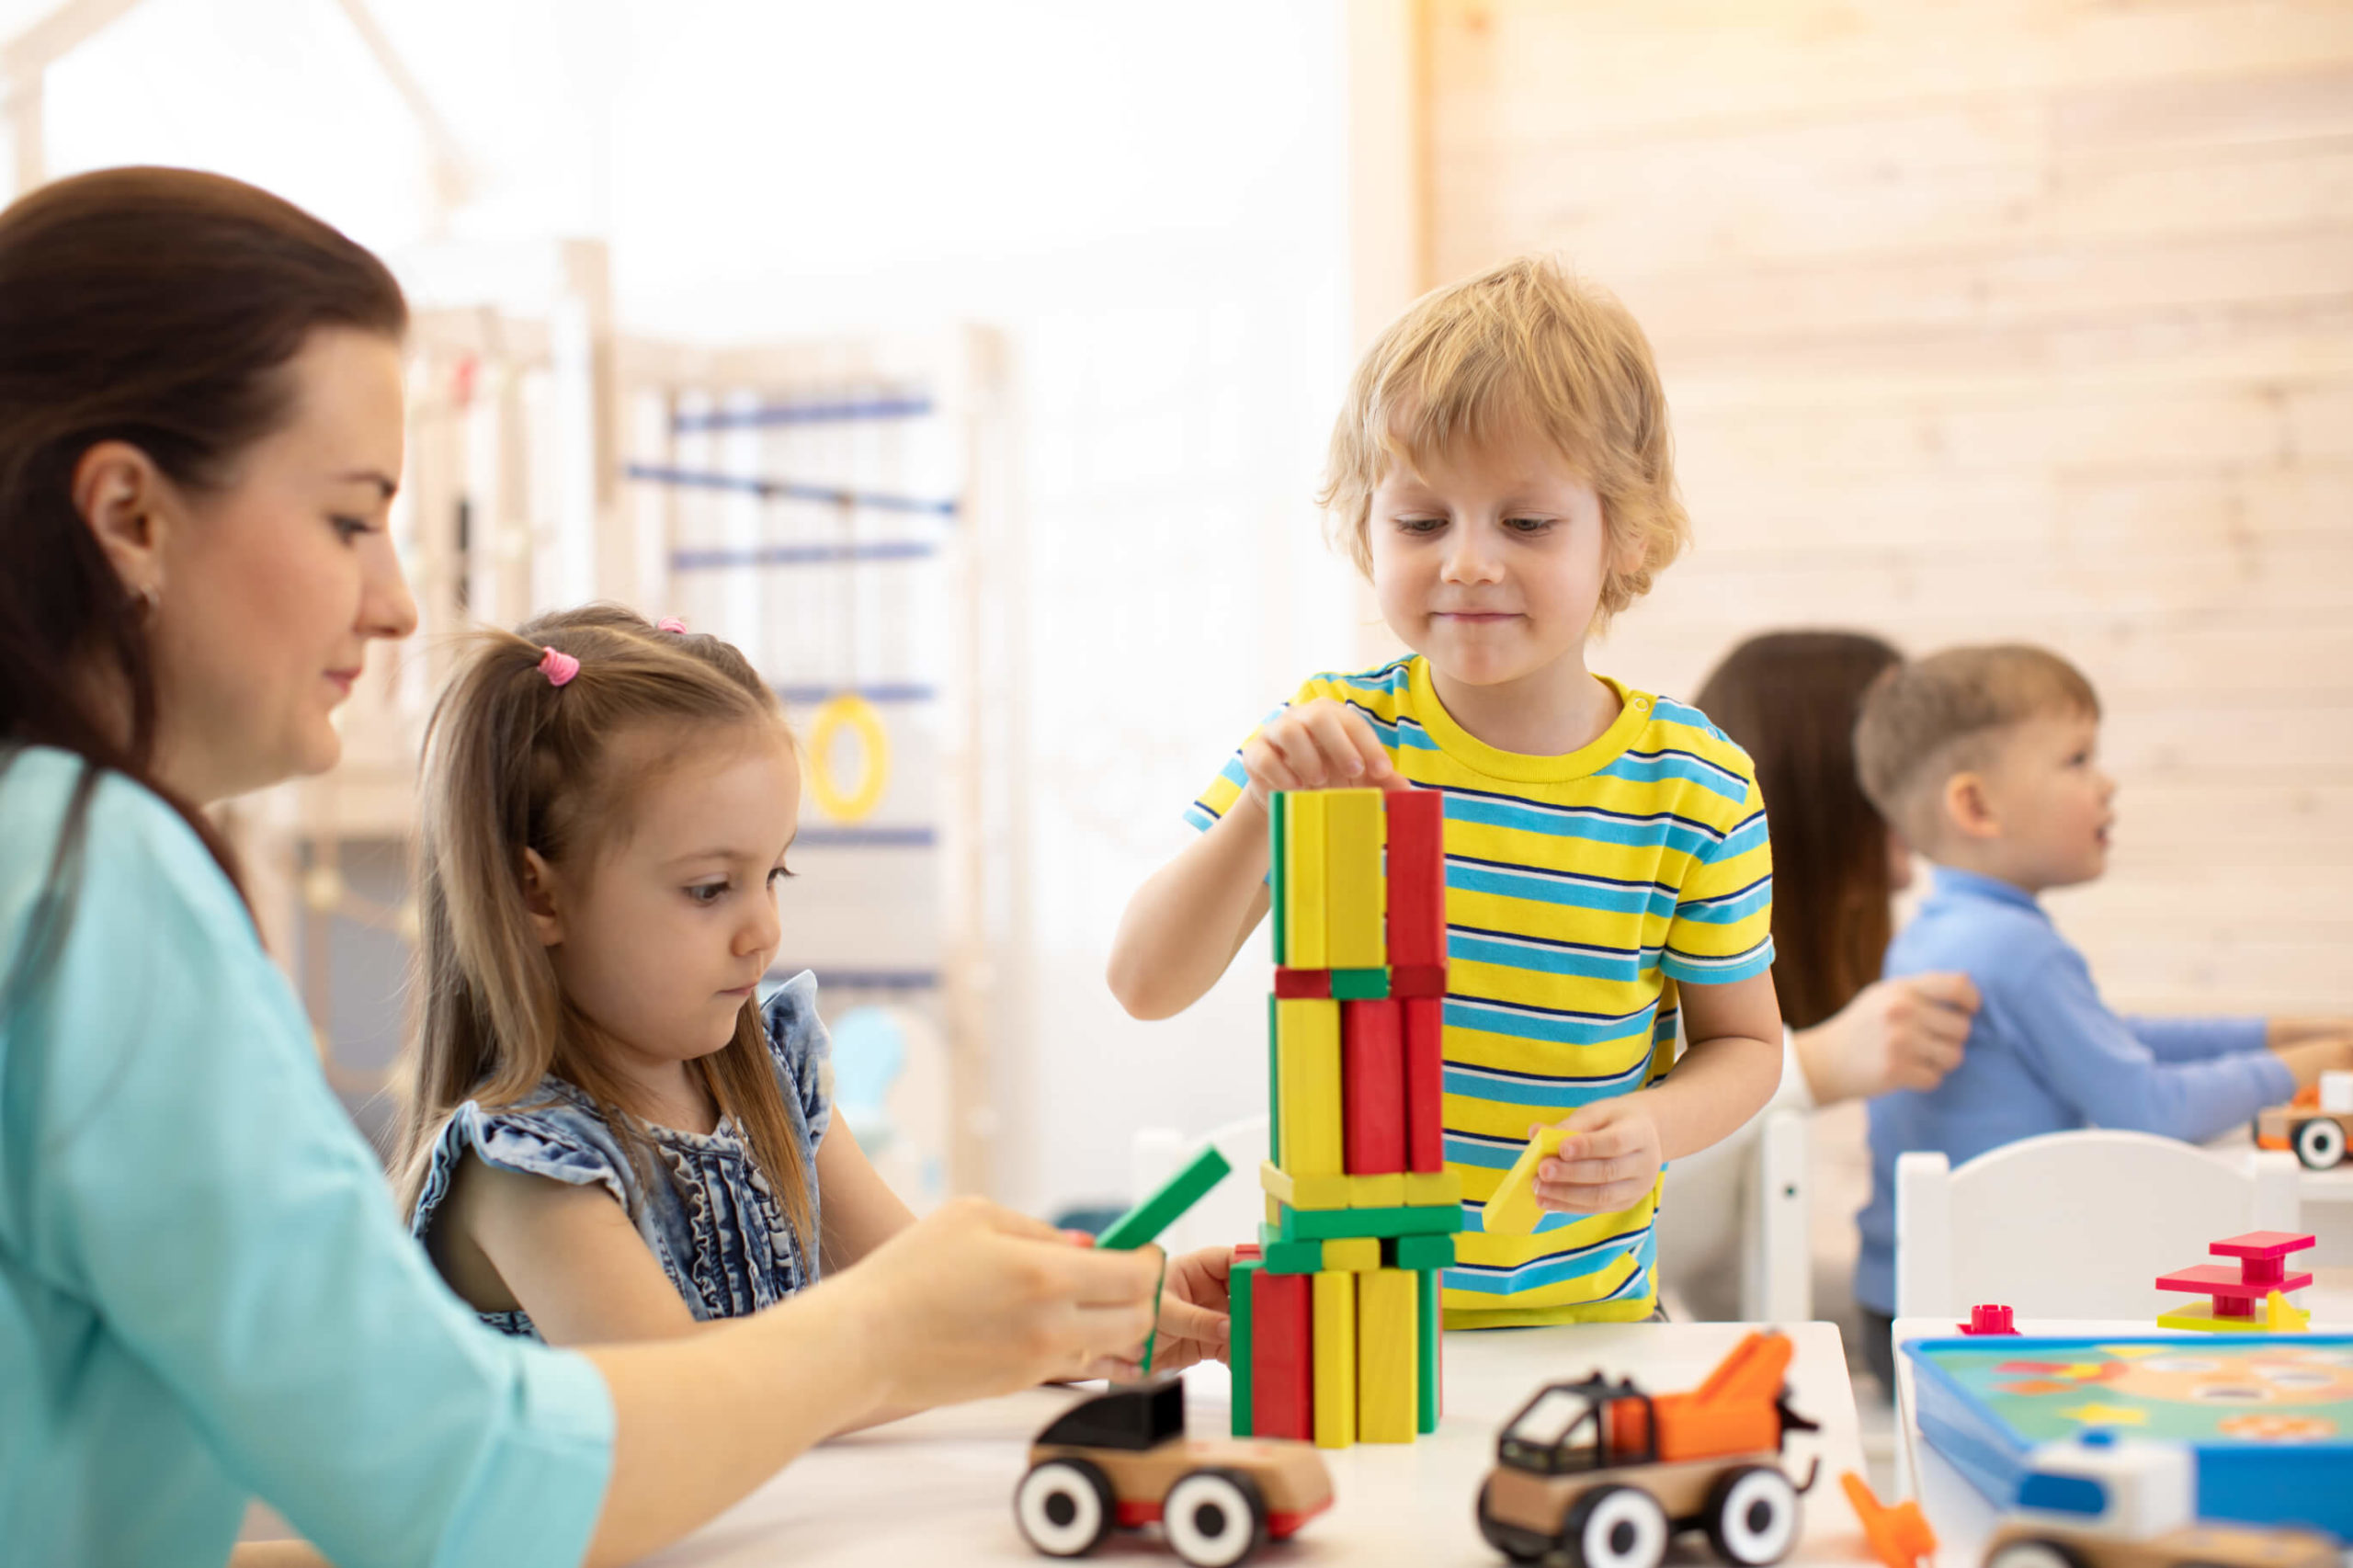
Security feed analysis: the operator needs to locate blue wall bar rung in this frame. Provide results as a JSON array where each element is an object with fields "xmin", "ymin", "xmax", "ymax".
[
  {"xmin": 792, "ymin": 825, "xmax": 938, "ymax": 849},
  {"xmin": 772, "ymin": 683, "xmax": 938, "ymax": 706},
  {"xmin": 670, "ymin": 540, "xmax": 937, "ymax": 571},
  {"xmin": 626, "ymin": 462, "xmax": 958, "ymax": 518},
  {"xmin": 675, "ymin": 396, "xmax": 933, "ymax": 433}
]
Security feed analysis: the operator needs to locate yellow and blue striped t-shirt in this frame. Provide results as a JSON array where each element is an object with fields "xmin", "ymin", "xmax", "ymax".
[{"xmin": 1187, "ymin": 655, "xmax": 1774, "ymax": 1327}]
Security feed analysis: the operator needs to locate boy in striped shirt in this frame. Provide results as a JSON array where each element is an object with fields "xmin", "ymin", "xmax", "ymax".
[{"xmin": 1108, "ymin": 256, "xmax": 1784, "ymax": 1326}]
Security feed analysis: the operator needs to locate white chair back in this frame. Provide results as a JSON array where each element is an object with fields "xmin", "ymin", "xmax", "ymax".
[
  {"xmin": 1131, "ymin": 1113, "xmax": 1270, "ymax": 1256},
  {"xmin": 1895, "ymin": 1129, "xmax": 2301, "ymax": 1320}
]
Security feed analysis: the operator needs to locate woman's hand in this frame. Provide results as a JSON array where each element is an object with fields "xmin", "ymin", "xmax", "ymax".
[
  {"xmin": 1239, "ymin": 699, "xmax": 1402, "ymax": 805},
  {"xmin": 834, "ymin": 1198, "xmax": 1164, "ymax": 1413},
  {"xmin": 1090, "ymin": 1244, "xmax": 1233, "ymax": 1380},
  {"xmin": 1793, "ymin": 972, "xmax": 1978, "ymax": 1106}
]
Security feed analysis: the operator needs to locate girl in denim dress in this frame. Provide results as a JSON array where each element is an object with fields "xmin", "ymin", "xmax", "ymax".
[{"xmin": 392, "ymin": 606, "xmax": 1233, "ymax": 1365}]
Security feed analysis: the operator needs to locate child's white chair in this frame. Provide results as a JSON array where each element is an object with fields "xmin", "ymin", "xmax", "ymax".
[
  {"xmin": 1131, "ymin": 1114, "xmax": 1270, "ymax": 1256},
  {"xmin": 1894, "ymin": 1130, "xmax": 2302, "ymax": 1321},
  {"xmin": 1745, "ymin": 1107, "xmax": 1813, "ymax": 1324}
]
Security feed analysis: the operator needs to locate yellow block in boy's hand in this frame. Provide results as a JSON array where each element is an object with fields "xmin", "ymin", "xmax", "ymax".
[{"xmin": 1482, "ymin": 1126, "xmax": 1567, "ymax": 1236}]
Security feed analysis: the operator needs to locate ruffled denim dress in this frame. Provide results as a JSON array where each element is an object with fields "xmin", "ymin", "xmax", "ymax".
[{"xmin": 411, "ymin": 971, "xmax": 832, "ymax": 1338}]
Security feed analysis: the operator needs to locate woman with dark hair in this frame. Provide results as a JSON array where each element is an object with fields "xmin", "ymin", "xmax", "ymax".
[
  {"xmin": 0, "ymin": 168, "xmax": 1164, "ymax": 1568},
  {"xmin": 1654, "ymin": 631, "xmax": 1978, "ymax": 1324}
]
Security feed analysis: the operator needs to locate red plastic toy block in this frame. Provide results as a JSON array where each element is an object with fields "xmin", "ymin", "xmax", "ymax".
[
  {"xmin": 1390, "ymin": 963, "xmax": 1448, "ymax": 998},
  {"xmin": 1383, "ymin": 789, "xmax": 1446, "ymax": 969},
  {"xmin": 1252, "ymin": 1269, "xmax": 1313, "ymax": 1440},
  {"xmin": 1274, "ymin": 968, "xmax": 1333, "ymax": 1000},
  {"xmin": 2154, "ymin": 1230, "xmax": 2317, "ymax": 1320},
  {"xmin": 1959, "ymin": 1303, "xmax": 2018, "ymax": 1335},
  {"xmin": 1343, "ymin": 997, "xmax": 1406, "ymax": 1176},
  {"xmin": 1403, "ymin": 994, "xmax": 1444, "ymax": 1174}
]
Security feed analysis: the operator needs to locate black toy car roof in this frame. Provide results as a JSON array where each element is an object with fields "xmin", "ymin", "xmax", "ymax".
[{"xmin": 1034, "ymin": 1375, "xmax": 1185, "ymax": 1451}]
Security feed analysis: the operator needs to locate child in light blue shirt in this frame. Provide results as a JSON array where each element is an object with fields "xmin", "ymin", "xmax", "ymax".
[{"xmin": 1847, "ymin": 645, "xmax": 2353, "ymax": 1387}]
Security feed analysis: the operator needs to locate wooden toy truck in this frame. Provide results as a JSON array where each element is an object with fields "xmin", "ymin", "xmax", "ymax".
[
  {"xmin": 1983, "ymin": 1434, "xmax": 2338, "ymax": 1568},
  {"xmin": 1015, "ymin": 1377, "xmax": 1332, "ymax": 1568},
  {"xmin": 1475, "ymin": 1331, "xmax": 1820, "ymax": 1568},
  {"xmin": 2255, "ymin": 1071, "xmax": 2353, "ymax": 1170}
]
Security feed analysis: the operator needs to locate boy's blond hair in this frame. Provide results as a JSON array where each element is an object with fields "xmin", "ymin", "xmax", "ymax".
[
  {"xmin": 1855, "ymin": 643, "xmax": 2102, "ymax": 850},
  {"xmin": 1318, "ymin": 254, "xmax": 1688, "ymax": 625}
]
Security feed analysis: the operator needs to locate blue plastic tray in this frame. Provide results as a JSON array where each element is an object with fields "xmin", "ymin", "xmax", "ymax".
[{"xmin": 1904, "ymin": 1334, "xmax": 2353, "ymax": 1532}]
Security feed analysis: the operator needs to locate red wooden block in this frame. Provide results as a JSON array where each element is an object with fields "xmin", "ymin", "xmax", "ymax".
[
  {"xmin": 1383, "ymin": 789, "xmax": 1446, "ymax": 968},
  {"xmin": 1391, "ymin": 963, "xmax": 1448, "ymax": 998},
  {"xmin": 1343, "ymin": 997, "xmax": 1406, "ymax": 1176},
  {"xmin": 1252, "ymin": 1269, "xmax": 1313, "ymax": 1440},
  {"xmin": 1403, "ymin": 994, "xmax": 1444, "ymax": 1174},
  {"xmin": 1274, "ymin": 968, "xmax": 1333, "ymax": 1000}
]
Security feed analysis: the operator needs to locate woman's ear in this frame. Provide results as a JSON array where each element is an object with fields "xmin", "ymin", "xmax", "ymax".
[
  {"xmin": 518, "ymin": 848, "xmax": 564, "ymax": 946},
  {"xmin": 72, "ymin": 440, "xmax": 175, "ymax": 604}
]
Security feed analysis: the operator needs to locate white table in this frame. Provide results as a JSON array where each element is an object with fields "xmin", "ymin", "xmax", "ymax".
[
  {"xmin": 646, "ymin": 1322, "xmax": 1875, "ymax": 1566},
  {"xmin": 1890, "ymin": 1269, "xmax": 2353, "ymax": 1562}
]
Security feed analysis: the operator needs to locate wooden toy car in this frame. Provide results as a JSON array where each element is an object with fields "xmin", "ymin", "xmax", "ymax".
[
  {"xmin": 2255, "ymin": 1072, "xmax": 2353, "ymax": 1170},
  {"xmin": 1014, "ymin": 1376, "xmax": 1332, "ymax": 1567},
  {"xmin": 1476, "ymin": 1331, "xmax": 1821, "ymax": 1568},
  {"xmin": 1983, "ymin": 1433, "xmax": 2339, "ymax": 1568}
]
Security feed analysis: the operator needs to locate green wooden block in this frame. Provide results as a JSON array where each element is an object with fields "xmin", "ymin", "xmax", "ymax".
[
  {"xmin": 1255, "ymin": 1223, "xmax": 1325, "ymax": 1274},
  {"xmin": 1098, "ymin": 1144, "xmax": 1233, "ymax": 1252},
  {"xmin": 1269, "ymin": 790, "xmax": 1289, "ymax": 967},
  {"xmin": 1416, "ymin": 1265, "xmax": 1440, "ymax": 1433},
  {"xmin": 1229, "ymin": 1256, "xmax": 1259, "ymax": 1436},
  {"xmin": 1270, "ymin": 1200, "xmax": 1462, "ymax": 1242},
  {"xmin": 1330, "ymin": 966, "xmax": 1391, "ymax": 1001},
  {"xmin": 1266, "ymin": 993, "xmax": 1281, "ymax": 1169},
  {"xmin": 1392, "ymin": 1232, "xmax": 1456, "ymax": 1271}
]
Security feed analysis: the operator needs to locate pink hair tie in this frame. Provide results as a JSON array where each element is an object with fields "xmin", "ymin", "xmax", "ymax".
[
  {"xmin": 538, "ymin": 645, "xmax": 580, "ymax": 687},
  {"xmin": 656, "ymin": 617, "xmax": 688, "ymax": 634}
]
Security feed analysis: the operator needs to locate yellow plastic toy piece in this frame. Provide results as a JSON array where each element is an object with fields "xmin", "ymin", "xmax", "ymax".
[
  {"xmin": 805, "ymin": 693, "xmax": 892, "ymax": 823},
  {"xmin": 1403, "ymin": 1170, "xmax": 1462, "ymax": 1208},
  {"xmin": 1313, "ymin": 1269, "xmax": 1356, "ymax": 1448},
  {"xmin": 1260, "ymin": 1159, "xmax": 1349, "ymax": 1210},
  {"xmin": 1283, "ymin": 791, "xmax": 1327, "ymax": 970},
  {"xmin": 1480, "ymin": 1126, "xmax": 1567, "ymax": 1236},
  {"xmin": 2157, "ymin": 1288, "xmax": 2312, "ymax": 1334},
  {"xmin": 1323, "ymin": 1236, "xmax": 1381, "ymax": 1272},
  {"xmin": 1347, "ymin": 1173, "xmax": 1405, "ymax": 1208},
  {"xmin": 1323, "ymin": 787, "xmax": 1385, "ymax": 969},
  {"xmin": 1275, "ymin": 999, "xmax": 1343, "ymax": 1176},
  {"xmin": 1357, "ymin": 1267, "xmax": 1416, "ymax": 1443}
]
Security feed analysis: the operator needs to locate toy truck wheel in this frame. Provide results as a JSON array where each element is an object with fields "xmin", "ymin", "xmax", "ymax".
[
  {"xmin": 2292, "ymin": 1118, "xmax": 2347, "ymax": 1170},
  {"xmin": 1162, "ymin": 1468, "xmax": 1267, "ymax": 1568},
  {"xmin": 1015, "ymin": 1458, "xmax": 1115, "ymax": 1558},
  {"xmin": 1476, "ymin": 1480, "xmax": 1545, "ymax": 1563},
  {"xmin": 1987, "ymin": 1540, "xmax": 2088, "ymax": 1568},
  {"xmin": 1559, "ymin": 1483, "xmax": 1670, "ymax": 1568},
  {"xmin": 1701, "ymin": 1466, "xmax": 1800, "ymax": 1566}
]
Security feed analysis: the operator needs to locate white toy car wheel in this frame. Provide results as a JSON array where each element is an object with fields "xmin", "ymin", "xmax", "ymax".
[
  {"xmin": 1560, "ymin": 1483, "xmax": 1669, "ymax": 1568},
  {"xmin": 1703, "ymin": 1465, "xmax": 1800, "ymax": 1566},
  {"xmin": 1988, "ymin": 1540, "xmax": 2087, "ymax": 1568},
  {"xmin": 1015, "ymin": 1458, "xmax": 1114, "ymax": 1558},
  {"xmin": 1162, "ymin": 1468, "xmax": 1267, "ymax": 1568},
  {"xmin": 2293, "ymin": 1118, "xmax": 2347, "ymax": 1171}
]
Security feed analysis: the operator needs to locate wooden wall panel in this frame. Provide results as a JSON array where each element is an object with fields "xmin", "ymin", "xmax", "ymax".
[{"xmin": 1408, "ymin": 0, "xmax": 2353, "ymax": 1014}]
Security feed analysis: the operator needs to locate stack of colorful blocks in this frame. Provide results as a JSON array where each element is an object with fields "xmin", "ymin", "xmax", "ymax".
[{"xmin": 1228, "ymin": 786, "xmax": 1461, "ymax": 1448}]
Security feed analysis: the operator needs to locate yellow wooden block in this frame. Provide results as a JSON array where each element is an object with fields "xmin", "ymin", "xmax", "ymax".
[
  {"xmin": 1481, "ymin": 1126, "xmax": 1567, "ymax": 1236},
  {"xmin": 1284, "ymin": 791, "xmax": 1327, "ymax": 970},
  {"xmin": 1347, "ymin": 1173, "xmax": 1405, "ymax": 1208},
  {"xmin": 1260, "ymin": 1159, "xmax": 1350, "ymax": 1210},
  {"xmin": 1313, "ymin": 1270, "xmax": 1357, "ymax": 1448},
  {"xmin": 1323, "ymin": 1236, "xmax": 1381, "ymax": 1272},
  {"xmin": 1324, "ymin": 787, "xmax": 1385, "ymax": 969},
  {"xmin": 1404, "ymin": 1170, "xmax": 1463, "ymax": 1209},
  {"xmin": 1265, "ymin": 1192, "xmax": 1279, "ymax": 1226},
  {"xmin": 1358, "ymin": 1267, "xmax": 1416, "ymax": 1443},
  {"xmin": 1276, "ymin": 998, "xmax": 1343, "ymax": 1176}
]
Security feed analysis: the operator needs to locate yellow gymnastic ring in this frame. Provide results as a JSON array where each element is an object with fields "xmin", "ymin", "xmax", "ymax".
[{"xmin": 806, "ymin": 693, "xmax": 891, "ymax": 823}]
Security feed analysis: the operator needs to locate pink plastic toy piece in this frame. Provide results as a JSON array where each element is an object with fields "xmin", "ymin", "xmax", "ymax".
[{"xmin": 1959, "ymin": 1303, "xmax": 2019, "ymax": 1335}]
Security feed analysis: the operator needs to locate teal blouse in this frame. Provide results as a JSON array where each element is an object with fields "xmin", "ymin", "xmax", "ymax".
[{"xmin": 0, "ymin": 748, "xmax": 614, "ymax": 1567}]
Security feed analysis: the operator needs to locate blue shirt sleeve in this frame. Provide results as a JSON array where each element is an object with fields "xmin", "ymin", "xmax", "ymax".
[
  {"xmin": 2006, "ymin": 946, "xmax": 2292, "ymax": 1140},
  {"xmin": 2122, "ymin": 1014, "xmax": 2269, "ymax": 1062},
  {"xmin": 11, "ymin": 769, "xmax": 613, "ymax": 1568}
]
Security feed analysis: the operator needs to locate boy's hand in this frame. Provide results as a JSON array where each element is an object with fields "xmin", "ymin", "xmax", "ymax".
[
  {"xmin": 1531, "ymin": 1098, "xmax": 1665, "ymax": 1215},
  {"xmin": 1086, "ymin": 1244, "xmax": 1233, "ymax": 1381},
  {"xmin": 1241, "ymin": 698, "xmax": 1404, "ymax": 806}
]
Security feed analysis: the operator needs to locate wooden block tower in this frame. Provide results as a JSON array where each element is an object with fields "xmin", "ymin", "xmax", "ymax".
[{"xmin": 1227, "ymin": 787, "xmax": 1460, "ymax": 1447}]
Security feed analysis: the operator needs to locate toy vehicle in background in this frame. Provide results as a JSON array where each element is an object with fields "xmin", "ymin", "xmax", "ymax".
[
  {"xmin": 1982, "ymin": 1433, "xmax": 2339, "ymax": 1568},
  {"xmin": 1014, "ymin": 1376, "xmax": 1332, "ymax": 1568},
  {"xmin": 1475, "ymin": 1330, "xmax": 1821, "ymax": 1568},
  {"xmin": 2256, "ymin": 1071, "xmax": 2353, "ymax": 1170}
]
